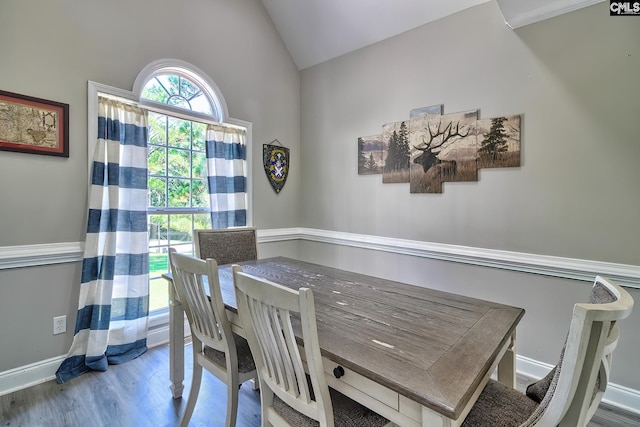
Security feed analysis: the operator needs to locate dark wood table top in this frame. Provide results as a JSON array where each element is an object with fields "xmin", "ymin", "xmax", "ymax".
[{"xmin": 209, "ymin": 257, "xmax": 525, "ymax": 419}]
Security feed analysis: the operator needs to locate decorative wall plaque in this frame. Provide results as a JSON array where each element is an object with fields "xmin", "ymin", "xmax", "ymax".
[{"xmin": 263, "ymin": 139, "xmax": 289, "ymax": 194}]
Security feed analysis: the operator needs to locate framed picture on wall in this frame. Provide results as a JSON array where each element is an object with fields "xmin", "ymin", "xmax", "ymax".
[{"xmin": 0, "ymin": 90, "xmax": 69, "ymax": 157}]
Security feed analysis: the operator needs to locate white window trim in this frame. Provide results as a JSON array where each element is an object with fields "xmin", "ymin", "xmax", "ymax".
[{"xmin": 86, "ymin": 60, "xmax": 253, "ymax": 328}]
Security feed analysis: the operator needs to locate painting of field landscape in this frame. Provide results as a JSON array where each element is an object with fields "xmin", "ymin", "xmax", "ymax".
[
  {"xmin": 410, "ymin": 110, "xmax": 478, "ymax": 193},
  {"xmin": 357, "ymin": 134, "xmax": 383, "ymax": 174},
  {"xmin": 477, "ymin": 114, "xmax": 521, "ymax": 168}
]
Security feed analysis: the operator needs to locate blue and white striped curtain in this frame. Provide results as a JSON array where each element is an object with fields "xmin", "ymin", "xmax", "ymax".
[
  {"xmin": 56, "ymin": 97, "xmax": 149, "ymax": 383},
  {"xmin": 205, "ymin": 124, "xmax": 248, "ymax": 228}
]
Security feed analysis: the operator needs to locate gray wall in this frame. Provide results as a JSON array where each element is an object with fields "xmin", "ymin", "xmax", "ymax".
[
  {"xmin": 299, "ymin": 1, "xmax": 640, "ymax": 391},
  {"xmin": 1, "ymin": 0, "xmax": 639, "ymax": 403},
  {"xmin": 0, "ymin": 0, "xmax": 300, "ymax": 371}
]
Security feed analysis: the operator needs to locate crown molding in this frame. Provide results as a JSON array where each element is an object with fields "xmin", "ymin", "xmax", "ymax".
[{"xmin": 497, "ymin": 0, "xmax": 604, "ymax": 29}]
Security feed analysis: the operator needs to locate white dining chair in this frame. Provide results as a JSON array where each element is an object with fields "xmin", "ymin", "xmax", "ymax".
[
  {"xmin": 194, "ymin": 227, "xmax": 258, "ymax": 266},
  {"xmin": 169, "ymin": 248, "xmax": 257, "ymax": 427},
  {"xmin": 232, "ymin": 265, "xmax": 391, "ymax": 427},
  {"xmin": 462, "ymin": 276, "xmax": 634, "ymax": 427}
]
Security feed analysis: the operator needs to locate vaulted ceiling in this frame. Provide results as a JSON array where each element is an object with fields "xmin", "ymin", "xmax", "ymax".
[{"xmin": 260, "ymin": 0, "xmax": 604, "ymax": 70}]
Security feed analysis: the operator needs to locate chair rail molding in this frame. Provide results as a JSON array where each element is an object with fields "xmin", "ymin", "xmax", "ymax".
[
  {"xmin": 1, "ymin": 229, "xmax": 638, "ymax": 289},
  {"xmin": 0, "ymin": 242, "xmax": 83, "ymax": 270},
  {"xmin": 257, "ymin": 228, "xmax": 640, "ymax": 289}
]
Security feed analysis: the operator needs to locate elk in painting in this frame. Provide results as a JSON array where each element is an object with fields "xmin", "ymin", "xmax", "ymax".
[{"xmin": 413, "ymin": 120, "xmax": 469, "ymax": 176}]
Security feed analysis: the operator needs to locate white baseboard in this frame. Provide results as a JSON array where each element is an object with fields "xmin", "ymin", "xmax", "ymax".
[
  {"xmin": 0, "ymin": 316, "xmax": 190, "ymax": 398},
  {"xmin": 0, "ymin": 355, "xmax": 65, "ymax": 397}
]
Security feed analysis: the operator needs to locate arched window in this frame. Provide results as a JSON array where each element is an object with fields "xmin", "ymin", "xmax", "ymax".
[
  {"xmin": 89, "ymin": 59, "xmax": 251, "ymax": 317},
  {"xmin": 133, "ymin": 60, "xmax": 248, "ymax": 313},
  {"xmin": 132, "ymin": 58, "xmax": 228, "ymax": 122}
]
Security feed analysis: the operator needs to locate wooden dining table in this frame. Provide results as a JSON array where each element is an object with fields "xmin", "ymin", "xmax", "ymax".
[{"xmin": 165, "ymin": 256, "xmax": 524, "ymax": 427}]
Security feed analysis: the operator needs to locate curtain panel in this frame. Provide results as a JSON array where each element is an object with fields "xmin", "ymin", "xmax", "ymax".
[
  {"xmin": 56, "ymin": 97, "xmax": 149, "ymax": 383},
  {"xmin": 205, "ymin": 124, "xmax": 248, "ymax": 228}
]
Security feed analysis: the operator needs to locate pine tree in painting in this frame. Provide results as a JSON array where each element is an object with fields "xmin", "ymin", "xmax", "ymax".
[
  {"xmin": 384, "ymin": 131, "xmax": 400, "ymax": 172},
  {"xmin": 479, "ymin": 117, "xmax": 508, "ymax": 162},
  {"xmin": 398, "ymin": 121, "xmax": 410, "ymax": 171},
  {"xmin": 366, "ymin": 153, "xmax": 377, "ymax": 173},
  {"xmin": 384, "ymin": 122, "xmax": 409, "ymax": 172},
  {"xmin": 358, "ymin": 137, "xmax": 367, "ymax": 174}
]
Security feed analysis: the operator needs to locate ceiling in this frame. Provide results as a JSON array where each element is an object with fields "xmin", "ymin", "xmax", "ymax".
[{"xmin": 260, "ymin": 0, "xmax": 604, "ymax": 70}]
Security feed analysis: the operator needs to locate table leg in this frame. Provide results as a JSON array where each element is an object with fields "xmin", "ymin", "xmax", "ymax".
[
  {"xmin": 168, "ymin": 280, "xmax": 185, "ymax": 398},
  {"xmin": 497, "ymin": 331, "xmax": 516, "ymax": 389}
]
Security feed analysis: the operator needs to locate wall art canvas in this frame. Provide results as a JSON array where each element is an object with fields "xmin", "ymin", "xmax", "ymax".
[
  {"xmin": 357, "ymin": 134, "xmax": 383, "ymax": 175},
  {"xmin": 477, "ymin": 115, "xmax": 521, "ymax": 168},
  {"xmin": 410, "ymin": 110, "xmax": 478, "ymax": 194},
  {"xmin": 0, "ymin": 90, "xmax": 69, "ymax": 157},
  {"xmin": 381, "ymin": 120, "xmax": 410, "ymax": 183},
  {"xmin": 358, "ymin": 103, "xmax": 522, "ymax": 194}
]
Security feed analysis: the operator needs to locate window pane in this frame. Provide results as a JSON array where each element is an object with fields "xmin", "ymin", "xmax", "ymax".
[
  {"xmin": 141, "ymin": 79, "xmax": 169, "ymax": 104},
  {"xmin": 179, "ymin": 77, "xmax": 200, "ymax": 100},
  {"xmin": 192, "ymin": 122, "xmax": 206, "ymax": 151},
  {"xmin": 148, "ymin": 145, "xmax": 166, "ymax": 175},
  {"xmin": 149, "ymin": 276, "xmax": 169, "ymax": 312},
  {"xmin": 149, "ymin": 215, "xmax": 168, "ymax": 245},
  {"xmin": 148, "ymin": 113, "xmax": 167, "ymax": 145},
  {"xmin": 149, "ymin": 177, "xmax": 166, "ymax": 207},
  {"xmin": 193, "ymin": 180, "xmax": 208, "ymax": 207},
  {"xmin": 194, "ymin": 213, "xmax": 211, "ymax": 230},
  {"xmin": 191, "ymin": 93, "xmax": 213, "ymax": 116},
  {"xmin": 192, "ymin": 152, "xmax": 206, "ymax": 179},
  {"xmin": 168, "ymin": 117, "xmax": 191, "ymax": 149},
  {"xmin": 169, "ymin": 214, "xmax": 193, "ymax": 245},
  {"xmin": 168, "ymin": 178, "xmax": 190, "ymax": 207},
  {"xmin": 157, "ymin": 75, "xmax": 179, "ymax": 96},
  {"xmin": 168, "ymin": 148, "xmax": 190, "ymax": 178}
]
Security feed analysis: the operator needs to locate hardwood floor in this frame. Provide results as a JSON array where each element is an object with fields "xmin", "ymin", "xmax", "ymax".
[{"xmin": 1, "ymin": 344, "xmax": 638, "ymax": 426}]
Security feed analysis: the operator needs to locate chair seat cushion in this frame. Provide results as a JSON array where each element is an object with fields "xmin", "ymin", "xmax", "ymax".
[
  {"xmin": 462, "ymin": 380, "xmax": 539, "ymax": 427},
  {"xmin": 273, "ymin": 388, "xmax": 389, "ymax": 427},
  {"xmin": 203, "ymin": 333, "xmax": 256, "ymax": 373}
]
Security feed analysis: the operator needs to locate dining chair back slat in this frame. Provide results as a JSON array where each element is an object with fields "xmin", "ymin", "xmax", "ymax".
[
  {"xmin": 169, "ymin": 249, "xmax": 256, "ymax": 427},
  {"xmin": 233, "ymin": 265, "xmax": 390, "ymax": 427}
]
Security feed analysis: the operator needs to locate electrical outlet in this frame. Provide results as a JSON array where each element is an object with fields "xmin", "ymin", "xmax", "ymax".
[{"xmin": 53, "ymin": 315, "xmax": 66, "ymax": 335}]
